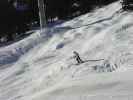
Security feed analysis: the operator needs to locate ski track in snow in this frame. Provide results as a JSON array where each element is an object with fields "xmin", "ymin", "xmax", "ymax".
[{"xmin": 1, "ymin": 1, "xmax": 133, "ymax": 100}]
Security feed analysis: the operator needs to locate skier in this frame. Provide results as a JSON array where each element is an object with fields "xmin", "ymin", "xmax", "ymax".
[{"xmin": 73, "ymin": 51, "xmax": 84, "ymax": 64}]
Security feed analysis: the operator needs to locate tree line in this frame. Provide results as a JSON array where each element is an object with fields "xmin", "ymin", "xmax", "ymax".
[
  {"xmin": 45, "ymin": 0, "xmax": 118, "ymax": 20},
  {"xmin": 0, "ymin": 0, "xmax": 118, "ymax": 42}
]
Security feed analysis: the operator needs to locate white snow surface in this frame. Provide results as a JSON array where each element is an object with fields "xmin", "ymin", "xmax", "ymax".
[{"xmin": 1, "ymin": 2, "xmax": 133, "ymax": 100}]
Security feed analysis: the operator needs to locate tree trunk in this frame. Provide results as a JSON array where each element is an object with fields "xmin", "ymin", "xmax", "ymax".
[{"xmin": 38, "ymin": 0, "xmax": 46, "ymax": 30}]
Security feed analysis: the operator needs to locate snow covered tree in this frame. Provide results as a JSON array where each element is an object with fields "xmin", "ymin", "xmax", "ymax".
[{"xmin": 38, "ymin": 0, "xmax": 46, "ymax": 30}]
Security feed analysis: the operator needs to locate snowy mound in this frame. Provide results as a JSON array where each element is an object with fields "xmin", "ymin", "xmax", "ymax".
[{"xmin": 1, "ymin": 1, "xmax": 133, "ymax": 100}]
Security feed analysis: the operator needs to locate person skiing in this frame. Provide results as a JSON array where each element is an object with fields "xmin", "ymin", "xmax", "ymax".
[{"xmin": 73, "ymin": 51, "xmax": 84, "ymax": 64}]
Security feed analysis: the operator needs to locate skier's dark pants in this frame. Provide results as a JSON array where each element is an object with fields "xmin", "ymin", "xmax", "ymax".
[{"xmin": 76, "ymin": 56, "xmax": 83, "ymax": 63}]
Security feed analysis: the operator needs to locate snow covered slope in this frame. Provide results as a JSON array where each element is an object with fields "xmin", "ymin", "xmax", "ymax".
[{"xmin": 1, "ymin": 1, "xmax": 133, "ymax": 100}]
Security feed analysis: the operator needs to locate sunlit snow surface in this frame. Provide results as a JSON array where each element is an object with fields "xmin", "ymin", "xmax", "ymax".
[{"xmin": 1, "ymin": 2, "xmax": 133, "ymax": 100}]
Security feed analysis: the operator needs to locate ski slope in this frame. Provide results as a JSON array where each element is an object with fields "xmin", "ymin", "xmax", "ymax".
[{"xmin": 1, "ymin": 1, "xmax": 133, "ymax": 100}]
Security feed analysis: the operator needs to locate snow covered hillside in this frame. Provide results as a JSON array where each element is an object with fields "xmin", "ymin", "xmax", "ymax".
[{"xmin": 1, "ymin": 1, "xmax": 133, "ymax": 100}]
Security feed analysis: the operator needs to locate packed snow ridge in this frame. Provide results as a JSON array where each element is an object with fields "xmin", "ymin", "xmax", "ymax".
[{"xmin": 1, "ymin": 1, "xmax": 133, "ymax": 100}]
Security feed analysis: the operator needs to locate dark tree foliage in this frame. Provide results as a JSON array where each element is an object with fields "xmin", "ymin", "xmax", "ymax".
[
  {"xmin": 45, "ymin": 0, "xmax": 118, "ymax": 20},
  {"xmin": 0, "ymin": 0, "xmax": 119, "ymax": 42},
  {"xmin": 0, "ymin": 0, "xmax": 37, "ymax": 41},
  {"xmin": 121, "ymin": 0, "xmax": 133, "ymax": 10},
  {"xmin": 45, "ymin": 0, "xmax": 74, "ymax": 20},
  {"xmin": 0, "ymin": 1, "xmax": 17, "ymax": 40}
]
